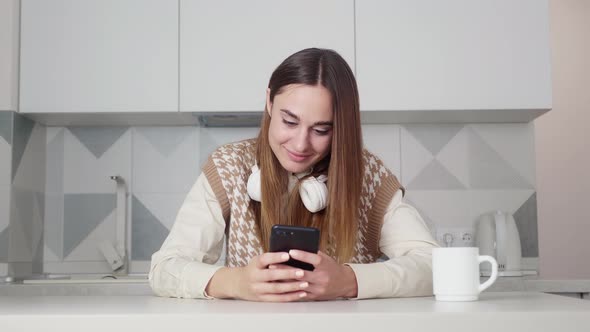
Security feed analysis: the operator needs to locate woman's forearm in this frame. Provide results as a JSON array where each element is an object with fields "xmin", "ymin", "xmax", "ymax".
[{"xmin": 205, "ymin": 266, "xmax": 242, "ymax": 299}]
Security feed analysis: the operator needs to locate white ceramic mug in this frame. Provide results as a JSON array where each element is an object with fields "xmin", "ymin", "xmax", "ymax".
[{"xmin": 432, "ymin": 247, "xmax": 498, "ymax": 301}]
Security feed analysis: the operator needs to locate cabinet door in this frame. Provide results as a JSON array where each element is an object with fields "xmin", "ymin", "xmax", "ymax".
[
  {"xmin": 180, "ymin": 0, "xmax": 355, "ymax": 112},
  {"xmin": 356, "ymin": 0, "xmax": 552, "ymax": 112},
  {"xmin": 20, "ymin": 0, "xmax": 178, "ymax": 113},
  {"xmin": 0, "ymin": 0, "xmax": 18, "ymax": 111}
]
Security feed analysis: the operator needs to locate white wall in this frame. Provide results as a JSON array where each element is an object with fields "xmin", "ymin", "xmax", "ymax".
[{"xmin": 536, "ymin": 0, "xmax": 590, "ymax": 278}]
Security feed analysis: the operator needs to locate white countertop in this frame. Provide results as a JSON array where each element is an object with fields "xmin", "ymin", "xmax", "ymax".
[
  {"xmin": 488, "ymin": 276, "xmax": 590, "ymax": 293},
  {"xmin": 3, "ymin": 276, "xmax": 590, "ymax": 296},
  {"xmin": 1, "ymin": 292, "xmax": 589, "ymax": 332}
]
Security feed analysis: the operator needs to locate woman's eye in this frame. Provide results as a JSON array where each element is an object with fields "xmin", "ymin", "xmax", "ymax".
[
  {"xmin": 314, "ymin": 129, "xmax": 330, "ymax": 136},
  {"xmin": 282, "ymin": 119, "xmax": 297, "ymax": 127}
]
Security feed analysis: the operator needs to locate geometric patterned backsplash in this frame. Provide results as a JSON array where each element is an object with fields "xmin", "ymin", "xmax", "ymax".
[
  {"xmin": 399, "ymin": 123, "xmax": 538, "ymax": 257},
  {"xmin": 0, "ymin": 118, "xmax": 538, "ymax": 275},
  {"xmin": 0, "ymin": 111, "xmax": 46, "ymax": 277},
  {"xmin": 0, "ymin": 112, "xmax": 12, "ymax": 273}
]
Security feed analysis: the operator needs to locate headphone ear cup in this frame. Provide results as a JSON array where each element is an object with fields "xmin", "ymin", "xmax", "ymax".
[
  {"xmin": 247, "ymin": 164, "xmax": 328, "ymax": 212},
  {"xmin": 247, "ymin": 165, "xmax": 262, "ymax": 202},
  {"xmin": 299, "ymin": 176, "xmax": 328, "ymax": 213}
]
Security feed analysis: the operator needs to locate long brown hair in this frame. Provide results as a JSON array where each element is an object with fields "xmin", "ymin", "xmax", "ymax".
[{"xmin": 253, "ymin": 48, "xmax": 363, "ymax": 263}]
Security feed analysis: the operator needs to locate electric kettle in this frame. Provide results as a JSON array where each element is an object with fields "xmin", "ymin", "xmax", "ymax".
[{"xmin": 474, "ymin": 210, "xmax": 523, "ymax": 277}]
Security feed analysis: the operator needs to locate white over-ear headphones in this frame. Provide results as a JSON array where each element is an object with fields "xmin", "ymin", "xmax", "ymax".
[{"xmin": 247, "ymin": 164, "xmax": 328, "ymax": 213}]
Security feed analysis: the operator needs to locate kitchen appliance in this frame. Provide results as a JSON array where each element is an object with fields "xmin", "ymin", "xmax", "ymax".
[{"xmin": 474, "ymin": 211, "xmax": 523, "ymax": 277}]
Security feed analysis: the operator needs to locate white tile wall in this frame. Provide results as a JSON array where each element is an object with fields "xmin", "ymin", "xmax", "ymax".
[
  {"xmin": 470, "ymin": 123, "xmax": 535, "ymax": 186},
  {"xmin": 133, "ymin": 192, "xmax": 187, "ymax": 230},
  {"xmin": 63, "ymin": 128, "xmax": 132, "ymax": 194},
  {"xmin": 12, "ymin": 124, "xmax": 46, "ymax": 192},
  {"xmin": 63, "ymin": 209, "xmax": 116, "ymax": 263},
  {"xmin": 36, "ymin": 122, "xmax": 538, "ymax": 273},
  {"xmin": 0, "ymin": 186, "xmax": 10, "ymax": 231},
  {"xmin": 400, "ymin": 126, "xmax": 434, "ymax": 185},
  {"xmin": 132, "ymin": 127, "xmax": 200, "ymax": 193},
  {"xmin": 43, "ymin": 193, "xmax": 63, "ymax": 260},
  {"xmin": 0, "ymin": 137, "xmax": 11, "ymax": 187},
  {"xmin": 45, "ymin": 127, "xmax": 64, "ymax": 195},
  {"xmin": 362, "ymin": 124, "xmax": 401, "ymax": 175},
  {"xmin": 198, "ymin": 127, "xmax": 260, "ymax": 167}
]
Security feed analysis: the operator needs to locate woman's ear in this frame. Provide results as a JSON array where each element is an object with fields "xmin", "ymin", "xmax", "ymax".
[{"xmin": 265, "ymin": 88, "xmax": 272, "ymax": 117}]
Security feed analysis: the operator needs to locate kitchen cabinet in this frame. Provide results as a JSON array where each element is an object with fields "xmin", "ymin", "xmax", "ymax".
[
  {"xmin": 179, "ymin": 0, "xmax": 355, "ymax": 113},
  {"xmin": 0, "ymin": 0, "xmax": 19, "ymax": 111},
  {"xmin": 17, "ymin": 0, "xmax": 553, "ymax": 124},
  {"xmin": 19, "ymin": 0, "xmax": 178, "ymax": 113},
  {"xmin": 355, "ymin": 0, "xmax": 552, "ymax": 120}
]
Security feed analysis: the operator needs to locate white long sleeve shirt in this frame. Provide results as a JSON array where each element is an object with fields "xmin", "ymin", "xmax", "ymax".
[{"xmin": 149, "ymin": 173, "xmax": 440, "ymax": 300}]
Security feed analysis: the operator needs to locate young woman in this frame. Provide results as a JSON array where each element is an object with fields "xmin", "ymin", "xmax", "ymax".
[{"xmin": 149, "ymin": 48, "xmax": 439, "ymax": 301}]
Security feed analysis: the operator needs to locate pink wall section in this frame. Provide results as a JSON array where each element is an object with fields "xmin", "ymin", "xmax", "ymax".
[{"xmin": 535, "ymin": 0, "xmax": 590, "ymax": 278}]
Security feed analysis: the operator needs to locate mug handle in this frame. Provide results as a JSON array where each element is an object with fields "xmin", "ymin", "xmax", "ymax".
[{"xmin": 478, "ymin": 255, "xmax": 498, "ymax": 293}]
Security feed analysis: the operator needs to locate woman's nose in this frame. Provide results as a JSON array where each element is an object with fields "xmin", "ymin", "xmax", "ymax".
[{"xmin": 293, "ymin": 128, "xmax": 310, "ymax": 152}]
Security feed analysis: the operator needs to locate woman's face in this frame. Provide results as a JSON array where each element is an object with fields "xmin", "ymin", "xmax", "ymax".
[{"xmin": 266, "ymin": 84, "xmax": 333, "ymax": 174}]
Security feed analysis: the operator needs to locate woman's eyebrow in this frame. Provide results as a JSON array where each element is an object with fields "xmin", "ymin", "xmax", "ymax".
[
  {"xmin": 314, "ymin": 121, "xmax": 333, "ymax": 126},
  {"xmin": 280, "ymin": 109, "xmax": 333, "ymax": 126},
  {"xmin": 280, "ymin": 109, "xmax": 299, "ymax": 120}
]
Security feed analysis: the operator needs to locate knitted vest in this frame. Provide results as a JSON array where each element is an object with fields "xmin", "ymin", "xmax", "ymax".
[{"xmin": 202, "ymin": 139, "xmax": 403, "ymax": 267}]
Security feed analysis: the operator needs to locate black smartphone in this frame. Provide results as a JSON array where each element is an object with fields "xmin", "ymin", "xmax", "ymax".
[{"xmin": 269, "ymin": 225, "xmax": 320, "ymax": 271}]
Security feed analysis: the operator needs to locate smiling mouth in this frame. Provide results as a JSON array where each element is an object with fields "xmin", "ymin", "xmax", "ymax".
[{"xmin": 286, "ymin": 149, "xmax": 311, "ymax": 162}]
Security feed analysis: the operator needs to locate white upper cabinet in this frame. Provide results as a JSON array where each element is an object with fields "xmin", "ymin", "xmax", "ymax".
[
  {"xmin": 0, "ymin": 0, "xmax": 19, "ymax": 111},
  {"xmin": 180, "ymin": 0, "xmax": 355, "ymax": 113},
  {"xmin": 20, "ymin": 0, "xmax": 178, "ymax": 113},
  {"xmin": 15, "ymin": 0, "xmax": 553, "ymax": 123},
  {"xmin": 355, "ymin": 0, "xmax": 552, "ymax": 113}
]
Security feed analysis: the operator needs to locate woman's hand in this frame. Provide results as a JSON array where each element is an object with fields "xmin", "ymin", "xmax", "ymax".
[
  {"xmin": 210, "ymin": 252, "xmax": 309, "ymax": 302},
  {"xmin": 285, "ymin": 250, "xmax": 358, "ymax": 300}
]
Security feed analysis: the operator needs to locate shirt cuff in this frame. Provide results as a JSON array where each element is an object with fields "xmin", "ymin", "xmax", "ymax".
[
  {"xmin": 345, "ymin": 262, "xmax": 391, "ymax": 300},
  {"xmin": 180, "ymin": 262, "xmax": 224, "ymax": 299}
]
